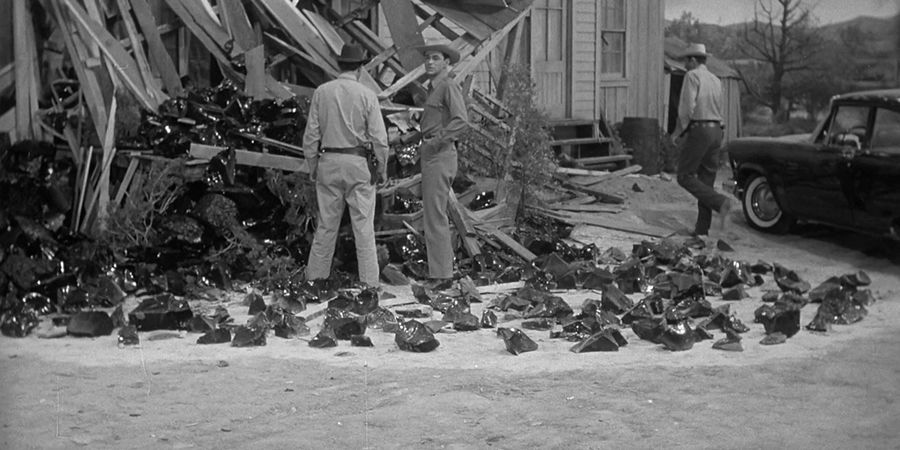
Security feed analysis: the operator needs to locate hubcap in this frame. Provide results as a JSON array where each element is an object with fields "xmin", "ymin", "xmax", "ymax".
[{"xmin": 751, "ymin": 181, "xmax": 781, "ymax": 222}]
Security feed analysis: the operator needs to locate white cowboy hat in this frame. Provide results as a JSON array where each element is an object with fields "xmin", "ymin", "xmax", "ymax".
[
  {"xmin": 681, "ymin": 43, "xmax": 710, "ymax": 58},
  {"xmin": 416, "ymin": 42, "xmax": 460, "ymax": 65}
]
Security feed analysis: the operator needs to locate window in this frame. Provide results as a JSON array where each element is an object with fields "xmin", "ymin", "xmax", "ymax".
[
  {"xmin": 600, "ymin": 0, "xmax": 625, "ymax": 77},
  {"xmin": 824, "ymin": 105, "xmax": 870, "ymax": 146},
  {"xmin": 870, "ymin": 108, "xmax": 900, "ymax": 155}
]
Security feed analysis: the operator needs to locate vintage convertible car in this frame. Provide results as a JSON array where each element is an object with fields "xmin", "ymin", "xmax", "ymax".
[{"xmin": 727, "ymin": 89, "xmax": 900, "ymax": 239}]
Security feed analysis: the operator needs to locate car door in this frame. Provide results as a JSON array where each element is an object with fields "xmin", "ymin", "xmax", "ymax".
[
  {"xmin": 782, "ymin": 104, "xmax": 862, "ymax": 226},
  {"xmin": 848, "ymin": 106, "xmax": 900, "ymax": 234}
]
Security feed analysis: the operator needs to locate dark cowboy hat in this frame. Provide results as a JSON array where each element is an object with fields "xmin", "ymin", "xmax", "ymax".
[
  {"xmin": 336, "ymin": 44, "xmax": 368, "ymax": 63},
  {"xmin": 416, "ymin": 42, "xmax": 460, "ymax": 65}
]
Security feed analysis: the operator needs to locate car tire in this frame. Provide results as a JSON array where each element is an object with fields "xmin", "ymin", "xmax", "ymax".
[{"xmin": 741, "ymin": 173, "xmax": 794, "ymax": 234}]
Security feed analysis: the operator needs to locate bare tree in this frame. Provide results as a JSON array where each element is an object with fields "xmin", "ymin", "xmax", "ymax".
[{"xmin": 736, "ymin": 0, "xmax": 823, "ymax": 122}]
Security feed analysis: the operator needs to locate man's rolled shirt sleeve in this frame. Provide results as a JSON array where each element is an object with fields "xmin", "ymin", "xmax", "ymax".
[
  {"xmin": 365, "ymin": 91, "xmax": 389, "ymax": 171},
  {"xmin": 435, "ymin": 80, "xmax": 469, "ymax": 145},
  {"xmin": 302, "ymin": 89, "xmax": 322, "ymax": 176},
  {"xmin": 677, "ymin": 71, "xmax": 699, "ymax": 136}
]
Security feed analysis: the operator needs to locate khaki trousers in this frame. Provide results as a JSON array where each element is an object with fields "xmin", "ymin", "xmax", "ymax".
[
  {"xmin": 421, "ymin": 142, "xmax": 458, "ymax": 279},
  {"xmin": 306, "ymin": 153, "xmax": 379, "ymax": 286}
]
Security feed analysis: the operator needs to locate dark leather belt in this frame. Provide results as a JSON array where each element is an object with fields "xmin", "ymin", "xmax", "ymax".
[
  {"xmin": 320, "ymin": 146, "xmax": 366, "ymax": 157},
  {"xmin": 690, "ymin": 120, "xmax": 723, "ymax": 128}
]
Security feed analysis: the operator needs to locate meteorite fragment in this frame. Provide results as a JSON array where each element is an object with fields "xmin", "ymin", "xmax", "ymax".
[
  {"xmin": 570, "ymin": 330, "xmax": 620, "ymax": 353},
  {"xmin": 128, "ymin": 293, "xmax": 193, "ymax": 331},
  {"xmin": 350, "ymin": 334, "xmax": 373, "ymax": 347},
  {"xmin": 480, "ymin": 309, "xmax": 497, "ymax": 328},
  {"xmin": 452, "ymin": 313, "xmax": 480, "ymax": 331},
  {"xmin": 712, "ymin": 330, "xmax": 743, "ymax": 352},
  {"xmin": 0, "ymin": 304, "xmax": 39, "ymax": 337},
  {"xmin": 524, "ymin": 295, "xmax": 572, "ymax": 319},
  {"xmin": 600, "ymin": 283, "xmax": 633, "ymax": 314},
  {"xmin": 659, "ymin": 321, "xmax": 695, "ymax": 351},
  {"xmin": 395, "ymin": 320, "xmax": 440, "ymax": 352},
  {"xmin": 309, "ymin": 329, "xmax": 338, "ymax": 348},
  {"xmin": 197, "ymin": 328, "xmax": 231, "ymax": 344},
  {"xmin": 761, "ymin": 291, "xmax": 780, "ymax": 303},
  {"xmin": 118, "ymin": 325, "xmax": 140, "ymax": 347},
  {"xmin": 247, "ymin": 292, "xmax": 267, "ymax": 315},
  {"xmin": 497, "ymin": 327, "xmax": 538, "ymax": 355},
  {"xmin": 721, "ymin": 285, "xmax": 747, "ymax": 301},
  {"xmin": 581, "ymin": 267, "xmax": 615, "ymax": 289},
  {"xmin": 273, "ymin": 314, "xmax": 309, "ymax": 339},
  {"xmin": 231, "ymin": 325, "xmax": 267, "ymax": 347},
  {"xmin": 773, "ymin": 263, "xmax": 810, "ymax": 294},
  {"xmin": 67, "ymin": 311, "xmax": 114, "ymax": 337},
  {"xmin": 760, "ymin": 332, "xmax": 787, "ymax": 345},
  {"xmin": 521, "ymin": 318, "xmax": 554, "ymax": 331},
  {"xmin": 631, "ymin": 318, "xmax": 666, "ymax": 343},
  {"xmin": 468, "ymin": 191, "xmax": 496, "ymax": 211},
  {"xmin": 366, "ymin": 307, "xmax": 398, "ymax": 331},
  {"xmin": 840, "ymin": 270, "xmax": 871, "ymax": 287}
]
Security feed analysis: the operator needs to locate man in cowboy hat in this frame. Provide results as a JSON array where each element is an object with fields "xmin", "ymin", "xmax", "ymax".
[
  {"xmin": 672, "ymin": 42, "xmax": 732, "ymax": 237},
  {"xmin": 413, "ymin": 41, "xmax": 469, "ymax": 286},
  {"xmin": 302, "ymin": 43, "xmax": 388, "ymax": 287}
]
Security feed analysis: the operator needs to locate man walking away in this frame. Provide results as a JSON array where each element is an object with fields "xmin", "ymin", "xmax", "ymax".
[
  {"xmin": 303, "ymin": 44, "xmax": 388, "ymax": 287},
  {"xmin": 673, "ymin": 43, "xmax": 732, "ymax": 237}
]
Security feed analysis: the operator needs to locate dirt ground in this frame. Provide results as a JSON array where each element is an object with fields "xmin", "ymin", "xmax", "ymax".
[{"xmin": 2, "ymin": 169, "xmax": 899, "ymax": 449}]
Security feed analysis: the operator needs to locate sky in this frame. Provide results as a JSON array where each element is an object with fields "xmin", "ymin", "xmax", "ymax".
[{"xmin": 665, "ymin": 0, "xmax": 900, "ymax": 25}]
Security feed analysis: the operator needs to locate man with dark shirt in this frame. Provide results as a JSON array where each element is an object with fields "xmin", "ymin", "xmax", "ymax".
[
  {"xmin": 673, "ymin": 43, "xmax": 732, "ymax": 236},
  {"xmin": 416, "ymin": 42, "xmax": 469, "ymax": 284},
  {"xmin": 302, "ymin": 44, "xmax": 388, "ymax": 287}
]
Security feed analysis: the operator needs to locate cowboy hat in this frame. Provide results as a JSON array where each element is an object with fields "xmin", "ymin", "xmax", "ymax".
[
  {"xmin": 336, "ymin": 44, "xmax": 368, "ymax": 63},
  {"xmin": 416, "ymin": 42, "xmax": 460, "ymax": 65},
  {"xmin": 681, "ymin": 43, "xmax": 710, "ymax": 58}
]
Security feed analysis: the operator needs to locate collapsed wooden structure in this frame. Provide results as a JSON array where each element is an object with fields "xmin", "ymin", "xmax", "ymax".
[{"xmin": 2, "ymin": 0, "xmax": 665, "ymax": 262}]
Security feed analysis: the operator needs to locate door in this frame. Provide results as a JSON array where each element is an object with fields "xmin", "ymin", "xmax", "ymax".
[
  {"xmin": 849, "ymin": 106, "xmax": 900, "ymax": 234},
  {"xmin": 531, "ymin": 0, "xmax": 568, "ymax": 118}
]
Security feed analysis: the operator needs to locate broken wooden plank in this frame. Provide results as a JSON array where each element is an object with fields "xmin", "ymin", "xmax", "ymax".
[
  {"xmin": 381, "ymin": 0, "xmax": 426, "ymax": 71},
  {"xmin": 556, "ymin": 167, "xmax": 614, "ymax": 177},
  {"xmin": 476, "ymin": 224, "xmax": 536, "ymax": 262},
  {"xmin": 574, "ymin": 154, "xmax": 634, "ymax": 166},
  {"xmin": 452, "ymin": 4, "xmax": 531, "ymax": 81},
  {"xmin": 301, "ymin": 296, "xmax": 417, "ymax": 322},
  {"xmin": 549, "ymin": 210, "xmax": 673, "ymax": 239},
  {"xmin": 114, "ymin": 0, "xmax": 156, "ymax": 95},
  {"xmin": 244, "ymin": 45, "xmax": 267, "ymax": 99},
  {"xmin": 189, "ymin": 143, "xmax": 307, "ymax": 172},
  {"xmin": 556, "ymin": 177, "xmax": 626, "ymax": 205},
  {"xmin": 476, "ymin": 281, "xmax": 524, "ymax": 294},
  {"xmin": 220, "ymin": 0, "xmax": 258, "ymax": 50},
  {"xmin": 301, "ymin": 9, "xmax": 345, "ymax": 55},
  {"xmin": 13, "ymin": 0, "xmax": 38, "ymax": 140},
  {"xmin": 448, "ymin": 194, "xmax": 481, "ymax": 258},
  {"xmin": 235, "ymin": 132, "xmax": 305, "ymax": 157},
  {"xmin": 254, "ymin": 0, "xmax": 337, "ymax": 74},
  {"xmin": 581, "ymin": 164, "xmax": 643, "ymax": 187},
  {"xmin": 129, "ymin": 0, "xmax": 183, "ymax": 96},
  {"xmin": 63, "ymin": 0, "xmax": 157, "ymax": 110},
  {"xmin": 113, "ymin": 157, "xmax": 140, "ymax": 206},
  {"xmin": 541, "ymin": 204, "xmax": 622, "ymax": 213}
]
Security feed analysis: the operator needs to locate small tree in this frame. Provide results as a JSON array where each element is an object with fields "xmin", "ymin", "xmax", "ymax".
[{"xmin": 736, "ymin": 0, "xmax": 824, "ymax": 122}]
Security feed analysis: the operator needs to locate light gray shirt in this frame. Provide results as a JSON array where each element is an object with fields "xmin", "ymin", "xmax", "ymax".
[{"xmin": 676, "ymin": 64, "xmax": 724, "ymax": 136}]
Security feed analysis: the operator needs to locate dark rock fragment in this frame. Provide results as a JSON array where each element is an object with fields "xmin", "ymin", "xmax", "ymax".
[
  {"xmin": 67, "ymin": 311, "xmax": 114, "ymax": 337},
  {"xmin": 659, "ymin": 321, "xmax": 695, "ymax": 351},
  {"xmin": 631, "ymin": 318, "xmax": 666, "ymax": 343},
  {"xmin": 497, "ymin": 327, "xmax": 538, "ymax": 355},
  {"xmin": 247, "ymin": 292, "xmax": 266, "ymax": 315},
  {"xmin": 480, "ymin": 309, "xmax": 497, "ymax": 328},
  {"xmin": 452, "ymin": 313, "xmax": 480, "ymax": 331},
  {"xmin": 760, "ymin": 332, "xmax": 787, "ymax": 345},
  {"xmin": 273, "ymin": 314, "xmax": 309, "ymax": 339},
  {"xmin": 840, "ymin": 270, "xmax": 871, "ymax": 288},
  {"xmin": 522, "ymin": 318, "xmax": 554, "ymax": 331},
  {"xmin": 773, "ymin": 263, "xmax": 810, "ymax": 294},
  {"xmin": 350, "ymin": 335, "xmax": 373, "ymax": 347},
  {"xmin": 118, "ymin": 325, "xmax": 140, "ymax": 346},
  {"xmin": 581, "ymin": 268, "xmax": 614, "ymax": 289},
  {"xmin": 197, "ymin": 328, "xmax": 231, "ymax": 344},
  {"xmin": 712, "ymin": 332, "xmax": 743, "ymax": 352},
  {"xmin": 128, "ymin": 294, "xmax": 192, "ymax": 331},
  {"xmin": 309, "ymin": 330, "xmax": 338, "ymax": 348},
  {"xmin": 231, "ymin": 326, "xmax": 266, "ymax": 347},
  {"xmin": 750, "ymin": 260, "xmax": 773, "ymax": 274},
  {"xmin": 381, "ymin": 264, "xmax": 409, "ymax": 285},
  {"xmin": 852, "ymin": 289, "xmax": 875, "ymax": 306},
  {"xmin": 600, "ymin": 283, "xmax": 633, "ymax": 314},
  {"xmin": 808, "ymin": 277, "xmax": 840, "ymax": 303},
  {"xmin": 721, "ymin": 285, "xmax": 747, "ymax": 300},
  {"xmin": 395, "ymin": 320, "xmax": 440, "ymax": 352},
  {"xmin": 570, "ymin": 331, "xmax": 619, "ymax": 353},
  {"xmin": 716, "ymin": 240, "xmax": 734, "ymax": 252},
  {"xmin": 110, "ymin": 305, "xmax": 126, "ymax": 328},
  {"xmin": 761, "ymin": 291, "xmax": 780, "ymax": 303}
]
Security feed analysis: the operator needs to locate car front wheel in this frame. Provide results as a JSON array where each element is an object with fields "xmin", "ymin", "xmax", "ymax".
[{"xmin": 741, "ymin": 173, "xmax": 794, "ymax": 233}]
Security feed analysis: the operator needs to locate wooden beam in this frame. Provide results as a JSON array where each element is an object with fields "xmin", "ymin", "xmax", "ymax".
[
  {"xmin": 161, "ymin": 0, "xmax": 234, "ymax": 77},
  {"xmin": 452, "ymin": 5, "xmax": 531, "ymax": 81},
  {"xmin": 220, "ymin": 0, "xmax": 259, "ymax": 51},
  {"xmin": 62, "ymin": 0, "xmax": 157, "ymax": 110},
  {"xmin": 114, "ymin": 0, "xmax": 160, "ymax": 102},
  {"xmin": 448, "ymin": 193, "xmax": 481, "ymax": 258},
  {"xmin": 476, "ymin": 224, "xmax": 536, "ymax": 261},
  {"xmin": 13, "ymin": 0, "xmax": 38, "ymax": 140},
  {"xmin": 244, "ymin": 45, "xmax": 267, "ymax": 99},
  {"xmin": 381, "ymin": 0, "xmax": 426, "ymax": 71},
  {"xmin": 50, "ymin": 1, "xmax": 109, "ymax": 145},
  {"xmin": 189, "ymin": 144, "xmax": 308, "ymax": 172},
  {"xmin": 129, "ymin": 0, "xmax": 183, "ymax": 96},
  {"xmin": 253, "ymin": 0, "xmax": 337, "ymax": 74}
]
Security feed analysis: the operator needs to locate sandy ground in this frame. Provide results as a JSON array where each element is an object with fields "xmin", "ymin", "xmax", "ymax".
[{"xmin": 1, "ymin": 170, "xmax": 899, "ymax": 449}]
